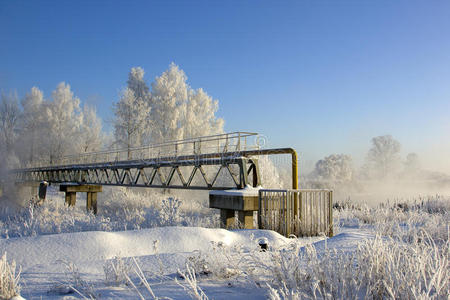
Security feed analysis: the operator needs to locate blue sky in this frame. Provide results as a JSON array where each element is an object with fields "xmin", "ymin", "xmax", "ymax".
[{"xmin": 1, "ymin": 0, "xmax": 449, "ymax": 171}]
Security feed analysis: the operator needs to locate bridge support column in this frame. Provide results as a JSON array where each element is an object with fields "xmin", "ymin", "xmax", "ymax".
[
  {"xmin": 238, "ymin": 211, "xmax": 254, "ymax": 229},
  {"xmin": 210, "ymin": 192, "xmax": 259, "ymax": 230},
  {"xmin": 86, "ymin": 192, "xmax": 98, "ymax": 214},
  {"xmin": 60, "ymin": 185, "xmax": 102, "ymax": 214},
  {"xmin": 65, "ymin": 192, "xmax": 76, "ymax": 206},
  {"xmin": 220, "ymin": 209, "xmax": 235, "ymax": 228}
]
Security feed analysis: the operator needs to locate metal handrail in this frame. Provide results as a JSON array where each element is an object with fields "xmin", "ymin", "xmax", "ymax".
[{"xmin": 26, "ymin": 132, "xmax": 260, "ymax": 168}]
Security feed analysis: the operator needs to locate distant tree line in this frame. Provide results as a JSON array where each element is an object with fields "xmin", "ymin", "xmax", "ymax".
[
  {"xmin": 309, "ymin": 135, "xmax": 422, "ymax": 188},
  {"xmin": 0, "ymin": 63, "xmax": 224, "ymax": 169}
]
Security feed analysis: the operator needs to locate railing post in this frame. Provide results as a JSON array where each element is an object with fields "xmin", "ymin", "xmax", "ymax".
[
  {"xmin": 237, "ymin": 132, "xmax": 241, "ymax": 151},
  {"xmin": 258, "ymin": 190, "xmax": 262, "ymax": 229},
  {"xmin": 328, "ymin": 190, "xmax": 333, "ymax": 237}
]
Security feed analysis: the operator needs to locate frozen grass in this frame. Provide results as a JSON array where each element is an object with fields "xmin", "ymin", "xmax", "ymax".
[
  {"xmin": 334, "ymin": 195, "xmax": 450, "ymax": 242},
  {"xmin": 103, "ymin": 256, "xmax": 133, "ymax": 286},
  {"xmin": 0, "ymin": 186, "xmax": 220, "ymax": 238},
  {"xmin": 0, "ymin": 253, "xmax": 21, "ymax": 300},
  {"xmin": 176, "ymin": 264, "xmax": 209, "ymax": 300},
  {"xmin": 53, "ymin": 259, "xmax": 97, "ymax": 299},
  {"xmin": 266, "ymin": 232, "xmax": 448, "ymax": 299}
]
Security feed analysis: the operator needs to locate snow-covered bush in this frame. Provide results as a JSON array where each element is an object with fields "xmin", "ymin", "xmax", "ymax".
[
  {"xmin": 0, "ymin": 253, "xmax": 21, "ymax": 300},
  {"xmin": 159, "ymin": 197, "xmax": 182, "ymax": 226}
]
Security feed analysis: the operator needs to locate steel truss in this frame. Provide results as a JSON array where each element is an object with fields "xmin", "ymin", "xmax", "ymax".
[{"xmin": 13, "ymin": 153, "xmax": 261, "ymax": 190}]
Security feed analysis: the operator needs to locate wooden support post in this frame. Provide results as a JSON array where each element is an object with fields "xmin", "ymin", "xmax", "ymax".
[
  {"xmin": 92, "ymin": 192, "xmax": 97, "ymax": 215},
  {"xmin": 86, "ymin": 192, "xmax": 98, "ymax": 215},
  {"xmin": 65, "ymin": 192, "xmax": 76, "ymax": 206},
  {"xmin": 238, "ymin": 211, "xmax": 254, "ymax": 229},
  {"xmin": 60, "ymin": 185, "xmax": 101, "ymax": 212},
  {"xmin": 87, "ymin": 192, "xmax": 92, "ymax": 211},
  {"xmin": 220, "ymin": 209, "xmax": 235, "ymax": 229}
]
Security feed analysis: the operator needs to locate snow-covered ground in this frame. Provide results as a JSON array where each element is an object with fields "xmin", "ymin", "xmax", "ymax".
[
  {"xmin": 0, "ymin": 227, "xmax": 320, "ymax": 299},
  {"xmin": 0, "ymin": 188, "xmax": 448, "ymax": 299},
  {"xmin": 2, "ymin": 226, "xmax": 374, "ymax": 299}
]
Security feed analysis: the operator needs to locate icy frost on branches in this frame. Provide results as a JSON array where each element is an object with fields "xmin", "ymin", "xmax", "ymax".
[
  {"xmin": 114, "ymin": 88, "xmax": 151, "ymax": 157},
  {"xmin": 114, "ymin": 63, "xmax": 224, "ymax": 148}
]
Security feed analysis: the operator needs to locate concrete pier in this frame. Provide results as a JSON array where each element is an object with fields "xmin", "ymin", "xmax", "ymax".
[{"xmin": 209, "ymin": 187, "xmax": 260, "ymax": 229}]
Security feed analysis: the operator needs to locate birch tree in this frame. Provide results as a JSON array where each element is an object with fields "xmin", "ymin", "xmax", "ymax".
[
  {"xmin": 150, "ymin": 63, "xmax": 188, "ymax": 143},
  {"xmin": 44, "ymin": 82, "xmax": 83, "ymax": 162},
  {"xmin": 79, "ymin": 105, "xmax": 103, "ymax": 153},
  {"xmin": 184, "ymin": 88, "xmax": 224, "ymax": 139},
  {"xmin": 127, "ymin": 67, "xmax": 151, "ymax": 103},
  {"xmin": 0, "ymin": 91, "xmax": 20, "ymax": 155},
  {"xmin": 113, "ymin": 88, "xmax": 151, "ymax": 158},
  {"xmin": 20, "ymin": 87, "xmax": 44, "ymax": 163}
]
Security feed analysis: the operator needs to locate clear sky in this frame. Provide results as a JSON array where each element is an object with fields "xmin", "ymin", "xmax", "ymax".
[{"xmin": 1, "ymin": 0, "xmax": 449, "ymax": 172}]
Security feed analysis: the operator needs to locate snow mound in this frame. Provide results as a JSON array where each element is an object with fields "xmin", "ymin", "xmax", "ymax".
[{"xmin": 0, "ymin": 227, "xmax": 289, "ymax": 271}]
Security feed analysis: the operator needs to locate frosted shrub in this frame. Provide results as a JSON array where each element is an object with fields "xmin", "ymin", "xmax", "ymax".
[
  {"xmin": 160, "ymin": 197, "xmax": 182, "ymax": 226},
  {"xmin": 103, "ymin": 256, "xmax": 133, "ymax": 286},
  {"xmin": 0, "ymin": 253, "xmax": 21, "ymax": 300},
  {"xmin": 0, "ymin": 185, "xmax": 220, "ymax": 238},
  {"xmin": 0, "ymin": 200, "xmax": 112, "ymax": 238}
]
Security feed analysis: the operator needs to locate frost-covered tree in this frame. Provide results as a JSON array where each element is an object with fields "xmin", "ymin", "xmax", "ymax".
[
  {"xmin": 113, "ymin": 63, "xmax": 225, "ymax": 153},
  {"xmin": 184, "ymin": 88, "xmax": 224, "ymax": 138},
  {"xmin": 312, "ymin": 154, "xmax": 354, "ymax": 184},
  {"xmin": 0, "ymin": 91, "xmax": 20, "ymax": 155},
  {"xmin": 79, "ymin": 105, "xmax": 103, "ymax": 153},
  {"xmin": 44, "ymin": 82, "xmax": 83, "ymax": 162},
  {"xmin": 151, "ymin": 63, "xmax": 225, "ymax": 143},
  {"xmin": 19, "ymin": 87, "xmax": 45, "ymax": 163},
  {"xmin": 150, "ymin": 63, "xmax": 188, "ymax": 143},
  {"xmin": 363, "ymin": 135, "xmax": 401, "ymax": 179},
  {"xmin": 113, "ymin": 88, "xmax": 151, "ymax": 158},
  {"xmin": 127, "ymin": 67, "xmax": 151, "ymax": 103}
]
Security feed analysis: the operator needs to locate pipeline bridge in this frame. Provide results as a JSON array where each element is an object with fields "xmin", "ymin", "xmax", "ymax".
[{"xmin": 11, "ymin": 132, "xmax": 333, "ymax": 237}]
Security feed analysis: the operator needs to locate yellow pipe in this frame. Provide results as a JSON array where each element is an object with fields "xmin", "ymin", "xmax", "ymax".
[
  {"xmin": 290, "ymin": 148, "xmax": 298, "ymax": 190},
  {"xmin": 237, "ymin": 148, "xmax": 298, "ymax": 189}
]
